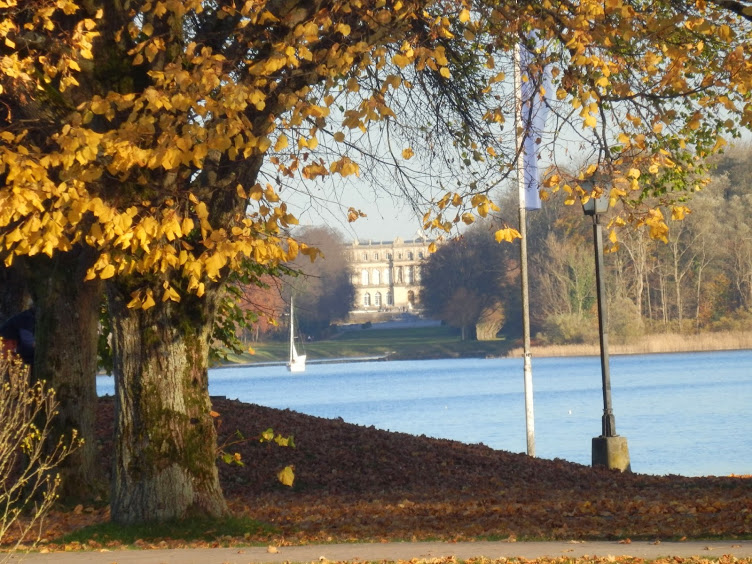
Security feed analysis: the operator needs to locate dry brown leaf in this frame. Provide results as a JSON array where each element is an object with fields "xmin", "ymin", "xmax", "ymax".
[{"xmin": 25, "ymin": 397, "xmax": 751, "ymax": 549}]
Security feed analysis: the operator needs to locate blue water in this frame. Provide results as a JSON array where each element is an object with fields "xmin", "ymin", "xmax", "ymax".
[{"xmin": 97, "ymin": 350, "xmax": 752, "ymax": 477}]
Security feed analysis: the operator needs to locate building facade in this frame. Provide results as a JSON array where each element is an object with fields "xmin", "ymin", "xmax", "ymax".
[{"xmin": 347, "ymin": 237, "xmax": 431, "ymax": 313}]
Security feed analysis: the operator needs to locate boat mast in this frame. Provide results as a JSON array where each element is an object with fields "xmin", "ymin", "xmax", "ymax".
[{"xmin": 289, "ymin": 297, "xmax": 295, "ymax": 360}]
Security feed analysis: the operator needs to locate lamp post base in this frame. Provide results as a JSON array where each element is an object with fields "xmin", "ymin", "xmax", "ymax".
[{"xmin": 592, "ymin": 436, "xmax": 631, "ymax": 472}]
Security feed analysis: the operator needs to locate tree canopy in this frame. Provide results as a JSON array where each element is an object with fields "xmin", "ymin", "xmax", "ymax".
[
  {"xmin": 415, "ymin": 0, "xmax": 752, "ymax": 240},
  {"xmin": 420, "ymin": 225, "xmax": 516, "ymax": 339},
  {"xmin": 1, "ymin": 1, "xmax": 751, "ymax": 285},
  {"xmin": 2, "ymin": 0, "xmax": 752, "ymax": 524},
  {"xmin": 0, "ymin": 0, "xmax": 471, "ymax": 301},
  {"xmin": 286, "ymin": 226, "xmax": 355, "ymax": 337}
]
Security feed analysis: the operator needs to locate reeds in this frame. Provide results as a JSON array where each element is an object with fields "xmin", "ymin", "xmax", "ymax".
[{"xmin": 505, "ymin": 330, "xmax": 752, "ymax": 358}]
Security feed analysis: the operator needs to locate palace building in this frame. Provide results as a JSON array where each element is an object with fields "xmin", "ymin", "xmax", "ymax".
[{"xmin": 347, "ymin": 236, "xmax": 432, "ymax": 313}]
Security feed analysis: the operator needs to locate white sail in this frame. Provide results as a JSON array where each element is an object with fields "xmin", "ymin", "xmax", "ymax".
[{"xmin": 287, "ymin": 297, "xmax": 306, "ymax": 373}]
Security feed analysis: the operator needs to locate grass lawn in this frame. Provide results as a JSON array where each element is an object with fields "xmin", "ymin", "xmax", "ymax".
[{"xmin": 222, "ymin": 325, "xmax": 514, "ymax": 364}]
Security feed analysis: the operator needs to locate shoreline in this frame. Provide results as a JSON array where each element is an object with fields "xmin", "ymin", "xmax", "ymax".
[
  {"xmin": 504, "ymin": 329, "xmax": 752, "ymax": 359},
  {"xmin": 209, "ymin": 329, "xmax": 752, "ymax": 367},
  {"xmin": 212, "ymin": 354, "xmax": 390, "ymax": 370}
]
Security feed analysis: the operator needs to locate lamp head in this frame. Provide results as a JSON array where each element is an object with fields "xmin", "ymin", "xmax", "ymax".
[{"xmin": 582, "ymin": 193, "xmax": 610, "ymax": 216}]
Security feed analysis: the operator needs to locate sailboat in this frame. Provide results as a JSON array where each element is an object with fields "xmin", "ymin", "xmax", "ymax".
[{"xmin": 287, "ymin": 297, "xmax": 306, "ymax": 373}]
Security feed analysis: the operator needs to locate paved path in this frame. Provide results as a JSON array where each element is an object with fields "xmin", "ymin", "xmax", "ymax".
[{"xmin": 6, "ymin": 540, "xmax": 752, "ymax": 563}]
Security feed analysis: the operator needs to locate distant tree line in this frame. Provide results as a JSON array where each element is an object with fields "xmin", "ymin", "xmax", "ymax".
[
  {"xmin": 239, "ymin": 145, "xmax": 752, "ymax": 345},
  {"xmin": 419, "ymin": 145, "xmax": 752, "ymax": 343},
  {"xmin": 419, "ymin": 229, "xmax": 519, "ymax": 340},
  {"xmin": 238, "ymin": 226, "xmax": 355, "ymax": 342}
]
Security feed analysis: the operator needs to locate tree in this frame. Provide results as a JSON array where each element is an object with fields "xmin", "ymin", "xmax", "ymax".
[
  {"xmin": 234, "ymin": 274, "xmax": 288, "ymax": 344},
  {"xmin": 442, "ymin": 287, "xmax": 484, "ymax": 341},
  {"xmin": 0, "ymin": 0, "xmax": 467, "ymax": 523},
  {"xmin": 617, "ymin": 225, "xmax": 654, "ymax": 320},
  {"xmin": 411, "ymin": 1, "xmax": 752, "ymax": 242},
  {"xmin": 475, "ymin": 301, "xmax": 506, "ymax": 341},
  {"xmin": 287, "ymin": 226, "xmax": 355, "ymax": 337},
  {"xmin": 531, "ymin": 232, "xmax": 599, "ymax": 344},
  {"xmin": 29, "ymin": 250, "xmax": 105, "ymax": 500},
  {"xmin": 420, "ymin": 226, "xmax": 514, "ymax": 340},
  {"xmin": 0, "ymin": 263, "xmax": 28, "ymax": 323},
  {"xmin": 708, "ymin": 147, "xmax": 752, "ymax": 315},
  {"xmin": 2, "ymin": 0, "xmax": 752, "ymax": 525},
  {"xmin": 0, "ymin": 251, "xmax": 102, "ymax": 501}
]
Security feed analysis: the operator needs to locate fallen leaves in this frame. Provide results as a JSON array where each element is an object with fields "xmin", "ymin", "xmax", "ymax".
[
  {"xmin": 210, "ymin": 399, "xmax": 752, "ymax": 544},
  {"xmin": 11, "ymin": 396, "xmax": 752, "ymax": 549},
  {"xmin": 277, "ymin": 465, "xmax": 295, "ymax": 487}
]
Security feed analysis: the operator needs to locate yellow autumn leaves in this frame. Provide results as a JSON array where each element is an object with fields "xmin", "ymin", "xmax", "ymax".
[
  {"xmin": 419, "ymin": 191, "xmax": 521, "ymax": 242},
  {"xmin": 0, "ymin": 4, "xmax": 99, "ymax": 94},
  {"xmin": 1, "ymin": 0, "xmax": 750, "ymax": 315},
  {"xmin": 4, "ymin": 178, "xmax": 309, "ymax": 310}
]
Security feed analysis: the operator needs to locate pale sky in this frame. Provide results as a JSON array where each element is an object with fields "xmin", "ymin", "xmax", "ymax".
[{"xmin": 285, "ymin": 177, "xmax": 432, "ymax": 244}]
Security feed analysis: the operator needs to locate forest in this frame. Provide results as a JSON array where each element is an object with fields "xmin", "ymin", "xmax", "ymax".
[
  {"xmin": 525, "ymin": 144, "xmax": 752, "ymax": 344},
  {"xmin": 417, "ymin": 145, "xmax": 752, "ymax": 344},
  {"xmin": 242, "ymin": 144, "xmax": 752, "ymax": 346}
]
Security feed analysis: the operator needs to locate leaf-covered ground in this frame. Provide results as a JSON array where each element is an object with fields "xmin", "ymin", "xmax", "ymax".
[{"xmin": 28, "ymin": 396, "xmax": 752, "ymax": 547}]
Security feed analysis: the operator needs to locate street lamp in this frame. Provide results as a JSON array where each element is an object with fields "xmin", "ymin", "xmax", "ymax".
[{"xmin": 582, "ymin": 189, "xmax": 631, "ymax": 472}]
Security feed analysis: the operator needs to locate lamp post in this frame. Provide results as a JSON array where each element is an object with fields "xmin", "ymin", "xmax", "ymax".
[{"xmin": 583, "ymin": 191, "xmax": 631, "ymax": 472}]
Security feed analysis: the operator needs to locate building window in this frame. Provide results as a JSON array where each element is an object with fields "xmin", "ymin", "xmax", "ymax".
[
  {"xmin": 406, "ymin": 266, "xmax": 414, "ymax": 284},
  {"xmin": 386, "ymin": 291, "xmax": 393, "ymax": 306},
  {"xmin": 362, "ymin": 252, "xmax": 368, "ymax": 261},
  {"xmin": 418, "ymin": 251, "xmax": 424, "ymax": 259},
  {"xmin": 375, "ymin": 292, "xmax": 382, "ymax": 306},
  {"xmin": 384, "ymin": 268, "xmax": 391, "ymax": 284},
  {"xmin": 407, "ymin": 251, "xmax": 414, "ymax": 260},
  {"xmin": 364, "ymin": 293, "xmax": 371, "ymax": 306},
  {"xmin": 387, "ymin": 253, "xmax": 392, "ymax": 259},
  {"xmin": 361, "ymin": 269, "xmax": 369, "ymax": 285},
  {"xmin": 396, "ymin": 266, "xmax": 403, "ymax": 282},
  {"xmin": 397, "ymin": 252, "xmax": 402, "ymax": 259},
  {"xmin": 374, "ymin": 252, "xmax": 379, "ymax": 260},
  {"xmin": 373, "ymin": 269, "xmax": 380, "ymax": 285}
]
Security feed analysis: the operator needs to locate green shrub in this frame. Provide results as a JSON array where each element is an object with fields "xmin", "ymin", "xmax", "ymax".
[
  {"xmin": 538, "ymin": 313, "xmax": 597, "ymax": 345},
  {"xmin": 609, "ymin": 297, "xmax": 645, "ymax": 344},
  {"xmin": 707, "ymin": 309, "xmax": 752, "ymax": 332}
]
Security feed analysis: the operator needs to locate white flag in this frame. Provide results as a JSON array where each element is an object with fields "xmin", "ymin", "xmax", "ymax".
[{"xmin": 519, "ymin": 38, "xmax": 550, "ymax": 211}]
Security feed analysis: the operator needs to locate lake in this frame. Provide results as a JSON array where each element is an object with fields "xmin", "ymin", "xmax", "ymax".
[{"xmin": 96, "ymin": 349, "xmax": 752, "ymax": 477}]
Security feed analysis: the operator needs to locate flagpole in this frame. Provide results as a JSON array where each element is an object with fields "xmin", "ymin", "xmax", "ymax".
[{"xmin": 514, "ymin": 42, "xmax": 535, "ymax": 457}]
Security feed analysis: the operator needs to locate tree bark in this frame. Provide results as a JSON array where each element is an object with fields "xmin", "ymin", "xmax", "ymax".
[
  {"xmin": 107, "ymin": 280, "xmax": 228, "ymax": 524},
  {"xmin": 0, "ymin": 262, "xmax": 31, "ymax": 322},
  {"xmin": 30, "ymin": 248, "xmax": 105, "ymax": 501}
]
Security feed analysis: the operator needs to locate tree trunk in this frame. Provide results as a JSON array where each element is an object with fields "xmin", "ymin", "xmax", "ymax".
[
  {"xmin": 0, "ymin": 262, "xmax": 31, "ymax": 322},
  {"xmin": 107, "ymin": 279, "xmax": 228, "ymax": 524},
  {"xmin": 659, "ymin": 271, "xmax": 668, "ymax": 327},
  {"xmin": 646, "ymin": 261, "xmax": 654, "ymax": 321},
  {"xmin": 475, "ymin": 302, "xmax": 505, "ymax": 341},
  {"xmin": 30, "ymin": 249, "xmax": 105, "ymax": 501},
  {"xmin": 695, "ymin": 261, "xmax": 704, "ymax": 329}
]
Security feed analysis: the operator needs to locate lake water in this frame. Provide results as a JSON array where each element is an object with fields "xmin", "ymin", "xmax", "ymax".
[{"xmin": 96, "ymin": 350, "xmax": 752, "ymax": 477}]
